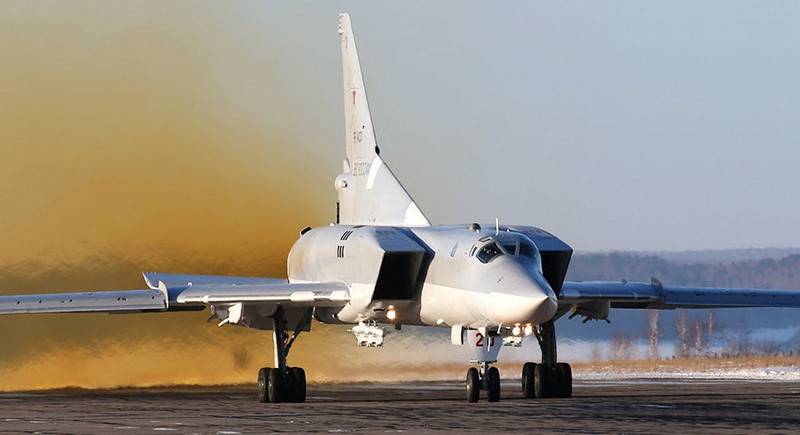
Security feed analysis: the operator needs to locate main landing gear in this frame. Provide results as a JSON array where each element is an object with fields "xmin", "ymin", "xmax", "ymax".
[
  {"xmin": 521, "ymin": 320, "xmax": 572, "ymax": 399},
  {"xmin": 257, "ymin": 306, "xmax": 311, "ymax": 403},
  {"xmin": 465, "ymin": 362, "xmax": 501, "ymax": 403}
]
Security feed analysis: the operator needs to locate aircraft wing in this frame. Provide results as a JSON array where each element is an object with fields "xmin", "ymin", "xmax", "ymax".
[
  {"xmin": 0, "ymin": 288, "xmax": 169, "ymax": 314},
  {"xmin": 560, "ymin": 279, "xmax": 800, "ymax": 309},
  {"xmin": 0, "ymin": 272, "xmax": 350, "ymax": 315}
]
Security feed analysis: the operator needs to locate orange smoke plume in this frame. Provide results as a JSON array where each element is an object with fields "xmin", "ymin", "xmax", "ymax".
[{"xmin": 0, "ymin": 2, "xmax": 341, "ymax": 390}]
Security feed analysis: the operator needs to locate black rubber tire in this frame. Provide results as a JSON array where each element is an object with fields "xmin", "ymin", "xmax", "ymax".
[
  {"xmin": 521, "ymin": 362, "xmax": 536, "ymax": 399},
  {"xmin": 556, "ymin": 362, "xmax": 573, "ymax": 398},
  {"xmin": 466, "ymin": 367, "xmax": 480, "ymax": 403},
  {"xmin": 286, "ymin": 367, "xmax": 307, "ymax": 403},
  {"xmin": 257, "ymin": 367, "xmax": 269, "ymax": 403},
  {"xmin": 268, "ymin": 368, "xmax": 286, "ymax": 403},
  {"xmin": 486, "ymin": 366, "xmax": 501, "ymax": 402},
  {"xmin": 534, "ymin": 364, "xmax": 551, "ymax": 398}
]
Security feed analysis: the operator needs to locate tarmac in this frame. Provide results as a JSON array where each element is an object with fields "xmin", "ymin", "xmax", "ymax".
[{"xmin": 1, "ymin": 378, "xmax": 799, "ymax": 434}]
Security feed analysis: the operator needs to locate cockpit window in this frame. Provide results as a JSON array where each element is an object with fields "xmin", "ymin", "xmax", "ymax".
[
  {"xmin": 520, "ymin": 241, "xmax": 542, "ymax": 271},
  {"xmin": 519, "ymin": 241, "xmax": 537, "ymax": 259},
  {"xmin": 501, "ymin": 242, "xmax": 518, "ymax": 256},
  {"xmin": 476, "ymin": 242, "xmax": 503, "ymax": 263}
]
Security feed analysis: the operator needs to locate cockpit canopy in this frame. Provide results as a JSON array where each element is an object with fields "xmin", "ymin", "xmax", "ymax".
[
  {"xmin": 473, "ymin": 234, "xmax": 542, "ymax": 270},
  {"xmin": 476, "ymin": 242, "xmax": 503, "ymax": 263}
]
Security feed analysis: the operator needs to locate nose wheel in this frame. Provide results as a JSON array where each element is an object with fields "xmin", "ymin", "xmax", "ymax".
[
  {"xmin": 466, "ymin": 367, "xmax": 480, "ymax": 402},
  {"xmin": 465, "ymin": 362, "xmax": 501, "ymax": 402}
]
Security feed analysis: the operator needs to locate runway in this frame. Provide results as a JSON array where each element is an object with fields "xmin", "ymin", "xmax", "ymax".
[{"xmin": 1, "ymin": 379, "xmax": 799, "ymax": 434}]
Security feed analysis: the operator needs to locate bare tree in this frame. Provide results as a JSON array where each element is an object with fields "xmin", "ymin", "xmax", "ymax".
[
  {"xmin": 690, "ymin": 318, "xmax": 705, "ymax": 356},
  {"xmin": 647, "ymin": 310, "xmax": 660, "ymax": 360},
  {"xmin": 674, "ymin": 311, "xmax": 689, "ymax": 358},
  {"xmin": 723, "ymin": 321, "xmax": 752, "ymax": 357},
  {"xmin": 610, "ymin": 333, "xmax": 635, "ymax": 360},
  {"xmin": 590, "ymin": 343, "xmax": 603, "ymax": 362},
  {"xmin": 707, "ymin": 311, "xmax": 715, "ymax": 340},
  {"xmin": 735, "ymin": 321, "xmax": 752, "ymax": 356}
]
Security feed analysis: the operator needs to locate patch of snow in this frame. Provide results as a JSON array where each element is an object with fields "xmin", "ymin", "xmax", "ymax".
[{"xmin": 578, "ymin": 366, "xmax": 800, "ymax": 381}]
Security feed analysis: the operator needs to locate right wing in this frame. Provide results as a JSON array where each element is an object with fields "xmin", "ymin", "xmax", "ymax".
[
  {"xmin": 144, "ymin": 273, "xmax": 349, "ymax": 306},
  {"xmin": 0, "ymin": 272, "xmax": 349, "ymax": 315},
  {"xmin": 0, "ymin": 288, "xmax": 168, "ymax": 315}
]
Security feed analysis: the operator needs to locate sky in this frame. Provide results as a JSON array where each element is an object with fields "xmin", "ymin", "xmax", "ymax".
[
  {"xmin": 2, "ymin": 1, "xmax": 799, "ymax": 255},
  {"xmin": 0, "ymin": 1, "xmax": 799, "ymax": 388},
  {"xmin": 274, "ymin": 1, "xmax": 800, "ymax": 252}
]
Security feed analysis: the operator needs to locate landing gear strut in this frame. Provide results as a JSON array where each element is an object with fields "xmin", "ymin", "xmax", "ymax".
[
  {"xmin": 521, "ymin": 320, "xmax": 572, "ymax": 398},
  {"xmin": 256, "ymin": 306, "xmax": 311, "ymax": 403}
]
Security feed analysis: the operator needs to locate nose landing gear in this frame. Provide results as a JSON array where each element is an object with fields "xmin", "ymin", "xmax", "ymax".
[
  {"xmin": 465, "ymin": 362, "xmax": 501, "ymax": 403},
  {"xmin": 256, "ymin": 306, "xmax": 311, "ymax": 403},
  {"xmin": 460, "ymin": 328, "xmax": 504, "ymax": 402}
]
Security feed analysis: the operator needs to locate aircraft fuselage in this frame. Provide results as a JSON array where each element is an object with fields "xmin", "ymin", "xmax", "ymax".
[{"xmin": 288, "ymin": 224, "xmax": 561, "ymax": 329}]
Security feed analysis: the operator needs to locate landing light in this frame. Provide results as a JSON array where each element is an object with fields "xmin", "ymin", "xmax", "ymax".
[
  {"xmin": 386, "ymin": 307, "xmax": 397, "ymax": 321},
  {"xmin": 511, "ymin": 324, "xmax": 521, "ymax": 336},
  {"xmin": 524, "ymin": 324, "xmax": 534, "ymax": 336}
]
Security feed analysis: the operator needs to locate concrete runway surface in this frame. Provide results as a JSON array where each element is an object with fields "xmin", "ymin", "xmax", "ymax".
[{"xmin": 1, "ymin": 379, "xmax": 799, "ymax": 434}]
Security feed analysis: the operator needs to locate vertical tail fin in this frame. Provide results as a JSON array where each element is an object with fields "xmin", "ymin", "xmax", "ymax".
[{"xmin": 335, "ymin": 13, "xmax": 430, "ymax": 227}]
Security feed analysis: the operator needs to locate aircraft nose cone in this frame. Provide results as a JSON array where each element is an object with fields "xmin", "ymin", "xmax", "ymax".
[
  {"xmin": 534, "ymin": 294, "xmax": 558, "ymax": 323},
  {"xmin": 487, "ymin": 292, "xmax": 557, "ymax": 325}
]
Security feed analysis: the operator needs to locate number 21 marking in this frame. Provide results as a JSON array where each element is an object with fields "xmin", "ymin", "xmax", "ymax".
[{"xmin": 474, "ymin": 333, "xmax": 495, "ymax": 347}]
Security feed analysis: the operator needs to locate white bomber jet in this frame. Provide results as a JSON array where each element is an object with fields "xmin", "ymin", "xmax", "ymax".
[{"xmin": 4, "ymin": 13, "xmax": 800, "ymax": 403}]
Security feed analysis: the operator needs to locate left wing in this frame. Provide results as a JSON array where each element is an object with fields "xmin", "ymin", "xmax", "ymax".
[{"xmin": 560, "ymin": 279, "xmax": 800, "ymax": 310}]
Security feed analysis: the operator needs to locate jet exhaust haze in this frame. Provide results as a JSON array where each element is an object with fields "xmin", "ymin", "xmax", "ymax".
[{"xmin": 0, "ymin": 2, "xmax": 334, "ymax": 390}]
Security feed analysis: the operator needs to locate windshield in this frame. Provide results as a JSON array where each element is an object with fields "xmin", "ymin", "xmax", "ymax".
[
  {"xmin": 476, "ymin": 242, "xmax": 504, "ymax": 263},
  {"xmin": 518, "ymin": 241, "xmax": 543, "ymax": 271},
  {"xmin": 518, "ymin": 241, "xmax": 537, "ymax": 259},
  {"xmin": 474, "ymin": 237, "xmax": 542, "ymax": 270},
  {"xmin": 500, "ymin": 242, "xmax": 518, "ymax": 256}
]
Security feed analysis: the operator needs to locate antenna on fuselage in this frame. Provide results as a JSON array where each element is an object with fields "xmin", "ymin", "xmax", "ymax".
[{"xmin": 495, "ymin": 218, "xmax": 499, "ymax": 235}]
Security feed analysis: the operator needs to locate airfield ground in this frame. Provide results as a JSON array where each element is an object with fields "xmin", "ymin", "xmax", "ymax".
[{"xmin": 1, "ymin": 379, "xmax": 799, "ymax": 434}]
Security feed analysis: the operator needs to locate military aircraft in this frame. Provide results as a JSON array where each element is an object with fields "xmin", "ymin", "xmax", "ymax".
[{"xmin": 3, "ymin": 13, "xmax": 800, "ymax": 404}]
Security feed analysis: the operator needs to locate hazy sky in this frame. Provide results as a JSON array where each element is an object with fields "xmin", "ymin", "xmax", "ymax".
[
  {"xmin": 308, "ymin": 1, "xmax": 800, "ymax": 251},
  {"xmin": 224, "ymin": 1, "xmax": 800, "ymax": 251},
  {"xmin": 3, "ymin": 1, "xmax": 800, "ymax": 254}
]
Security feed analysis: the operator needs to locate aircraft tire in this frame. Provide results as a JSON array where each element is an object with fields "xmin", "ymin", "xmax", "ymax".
[
  {"xmin": 521, "ymin": 362, "xmax": 536, "ymax": 398},
  {"xmin": 257, "ymin": 367, "xmax": 270, "ymax": 403},
  {"xmin": 556, "ymin": 362, "xmax": 572, "ymax": 398},
  {"xmin": 534, "ymin": 364, "xmax": 553, "ymax": 398},
  {"xmin": 466, "ymin": 367, "xmax": 480, "ymax": 403},
  {"xmin": 555, "ymin": 363, "xmax": 572, "ymax": 397},
  {"xmin": 268, "ymin": 367, "xmax": 286, "ymax": 403},
  {"xmin": 287, "ymin": 367, "xmax": 307, "ymax": 403},
  {"xmin": 486, "ymin": 366, "xmax": 501, "ymax": 402}
]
